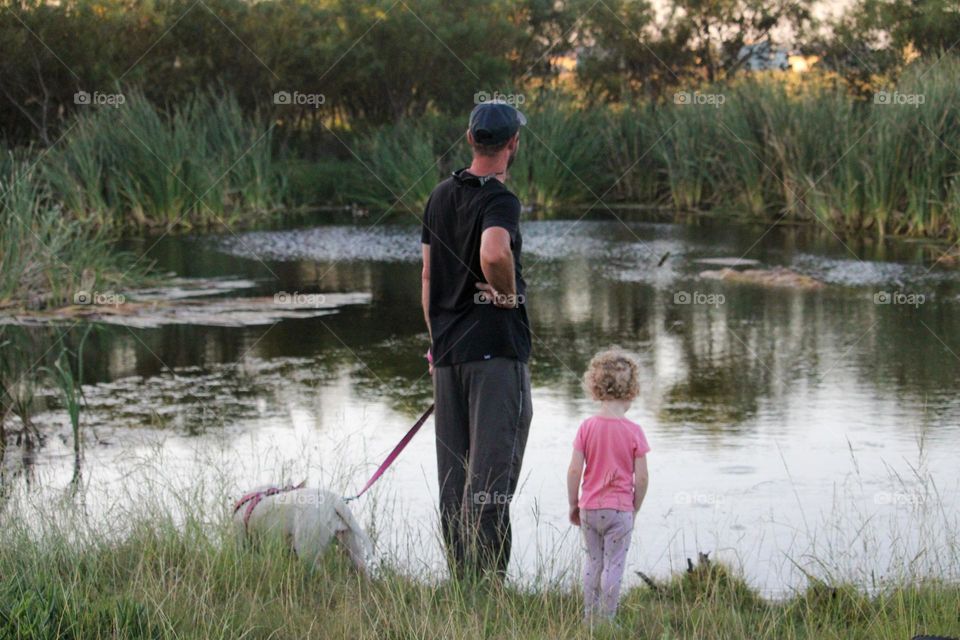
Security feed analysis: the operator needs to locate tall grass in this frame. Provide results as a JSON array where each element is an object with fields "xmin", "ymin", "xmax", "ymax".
[
  {"xmin": 597, "ymin": 103, "xmax": 664, "ymax": 205},
  {"xmin": 604, "ymin": 56, "xmax": 960, "ymax": 236},
  {"xmin": 42, "ymin": 90, "xmax": 286, "ymax": 230},
  {"xmin": 346, "ymin": 120, "xmax": 447, "ymax": 216},
  {"xmin": 509, "ymin": 96, "xmax": 605, "ymax": 210},
  {"xmin": 1, "ymin": 489, "xmax": 959, "ymax": 640},
  {"xmin": 335, "ymin": 56, "xmax": 960, "ymax": 237},
  {"xmin": 7, "ymin": 59, "xmax": 960, "ymax": 238},
  {"xmin": 0, "ymin": 156, "xmax": 145, "ymax": 309},
  {"xmin": 341, "ymin": 96, "xmax": 609, "ymax": 214}
]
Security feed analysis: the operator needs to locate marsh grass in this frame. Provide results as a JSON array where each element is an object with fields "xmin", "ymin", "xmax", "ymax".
[
  {"xmin": 607, "ymin": 57, "xmax": 960, "ymax": 237},
  {"xmin": 0, "ymin": 156, "xmax": 146, "ymax": 309},
  {"xmin": 336, "ymin": 56, "xmax": 960, "ymax": 239},
  {"xmin": 7, "ymin": 58, "xmax": 960, "ymax": 239},
  {"xmin": 346, "ymin": 120, "xmax": 446, "ymax": 216},
  {"xmin": 343, "ymin": 96, "xmax": 610, "ymax": 215},
  {"xmin": 41, "ymin": 90, "xmax": 285, "ymax": 231},
  {"xmin": 2, "ymin": 479, "xmax": 959, "ymax": 640},
  {"xmin": 510, "ymin": 96, "xmax": 606, "ymax": 210}
]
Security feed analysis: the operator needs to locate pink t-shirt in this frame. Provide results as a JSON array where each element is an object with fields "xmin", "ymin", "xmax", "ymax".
[{"xmin": 573, "ymin": 415, "xmax": 650, "ymax": 511}]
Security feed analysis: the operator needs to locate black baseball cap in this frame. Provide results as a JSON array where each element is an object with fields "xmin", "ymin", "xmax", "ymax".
[{"xmin": 468, "ymin": 101, "xmax": 527, "ymax": 146}]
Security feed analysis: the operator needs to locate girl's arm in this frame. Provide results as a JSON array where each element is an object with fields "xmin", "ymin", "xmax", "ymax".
[
  {"xmin": 633, "ymin": 455, "xmax": 649, "ymax": 513},
  {"xmin": 567, "ymin": 449, "xmax": 585, "ymax": 526}
]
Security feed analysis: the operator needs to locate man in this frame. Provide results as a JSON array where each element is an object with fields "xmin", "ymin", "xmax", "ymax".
[{"xmin": 420, "ymin": 100, "xmax": 533, "ymax": 580}]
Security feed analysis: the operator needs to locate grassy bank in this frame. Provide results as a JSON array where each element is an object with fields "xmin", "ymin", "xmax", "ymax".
[{"xmin": 1, "ymin": 500, "xmax": 958, "ymax": 640}]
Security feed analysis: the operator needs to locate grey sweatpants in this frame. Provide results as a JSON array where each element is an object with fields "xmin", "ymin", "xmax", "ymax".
[{"xmin": 433, "ymin": 357, "xmax": 533, "ymax": 579}]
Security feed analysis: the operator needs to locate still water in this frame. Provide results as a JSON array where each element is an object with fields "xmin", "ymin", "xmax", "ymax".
[{"xmin": 8, "ymin": 215, "xmax": 960, "ymax": 595}]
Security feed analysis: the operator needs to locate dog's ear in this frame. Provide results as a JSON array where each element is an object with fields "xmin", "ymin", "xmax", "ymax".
[{"xmin": 331, "ymin": 499, "xmax": 374, "ymax": 575}]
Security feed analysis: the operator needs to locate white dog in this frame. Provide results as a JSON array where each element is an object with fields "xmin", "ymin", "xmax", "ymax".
[{"xmin": 233, "ymin": 485, "xmax": 373, "ymax": 575}]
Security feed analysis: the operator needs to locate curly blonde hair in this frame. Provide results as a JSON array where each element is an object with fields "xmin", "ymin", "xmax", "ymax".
[{"xmin": 583, "ymin": 348, "xmax": 640, "ymax": 401}]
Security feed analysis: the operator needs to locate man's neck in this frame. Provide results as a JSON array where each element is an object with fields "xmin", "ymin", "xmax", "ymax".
[{"xmin": 467, "ymin": 157, "xmax": 509, "ymax": 183}]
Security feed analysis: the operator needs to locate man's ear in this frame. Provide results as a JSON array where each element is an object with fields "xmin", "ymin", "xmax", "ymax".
[
  {"xmin": 508, "ymin": 132, "xmax": 520, "ymax": 151},
  {"xmin": 467, "ymin": 130, "xmax": 475, "ymax": 146}
]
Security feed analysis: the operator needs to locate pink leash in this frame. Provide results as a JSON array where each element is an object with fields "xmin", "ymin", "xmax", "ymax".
[
  {"xmin": 233, "ymin": 404, "xmax": 434, "ymax": 524},
  {"xmin": 233, "ymin": 480, "xmax": 306, "ymax": 531},
  {"xmin": 344, "ymin": 403, "xmax": 435, "ymax": 502}
]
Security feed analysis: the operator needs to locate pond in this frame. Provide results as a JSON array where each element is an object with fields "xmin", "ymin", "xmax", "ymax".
[{"xmin": 5, "ymin": 214, "xmax": 960, "ymax": 596}]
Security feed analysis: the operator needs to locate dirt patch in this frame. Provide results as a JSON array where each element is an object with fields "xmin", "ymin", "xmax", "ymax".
[
  {"xmin": 0, "ymin": 278, "xmax": 371, "ymax": 327},
  {"xmin": 699, "ymin": 267, "xmax": 825, "ymax": 290}
]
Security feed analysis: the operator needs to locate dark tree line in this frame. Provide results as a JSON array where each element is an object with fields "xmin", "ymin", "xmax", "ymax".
[{"xmin": 0, "ymin": 0, "xmax": 954, "ymax": 146}]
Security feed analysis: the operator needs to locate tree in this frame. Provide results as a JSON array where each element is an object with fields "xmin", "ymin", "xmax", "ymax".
[{"xmin": 574, "ymin": 0, "xmax": 812, "ymax": 103}]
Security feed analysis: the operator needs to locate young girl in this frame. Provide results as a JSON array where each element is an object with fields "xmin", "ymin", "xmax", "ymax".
[{"xmin": 567, "ymin": 348, "xmax": 650, "ymax": 621}]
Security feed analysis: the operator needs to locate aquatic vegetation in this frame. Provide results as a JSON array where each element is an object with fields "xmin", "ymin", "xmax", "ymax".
[
  {"xmin": 604, "ymin": 57, "xmax": 960, "ymax": 238},
  {"xmin": 0, "ymin": 155, "xmax": 146, "ymax": 309},
  {"xmin": 6, "ymin": 58, "xmax": 960, "ymax": 239},
  {"xmin": 346, "ymin": 120, "xmax": 445, "ymax": 216},
  {"xmin": 42, "ymin": 90, "xmax": 286, "ymax": 230},
  {"xmin": 508, "ymin": 96, "xmax": 606, "ymax": 210},
  {"xmin": 0, "ymin": 326, "xmax": 89, "ymax": 468}
]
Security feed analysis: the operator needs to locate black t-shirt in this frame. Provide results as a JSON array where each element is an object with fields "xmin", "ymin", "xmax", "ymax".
[{"xmin": 420, "ymin": 169, "xmax": 532, "ymax": 366}]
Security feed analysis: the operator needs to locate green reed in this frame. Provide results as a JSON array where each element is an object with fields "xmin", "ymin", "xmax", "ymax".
[
  {"xmin": 42, "ymin": 89, "xmax": 285, "ymax": 231},
  {"xmin": 601, "ymin": 56, "xmax": 960, "ymax": 237},
  {"xmin": 0, "ymin": 154, "xmax": 147, "ymax": 309}
]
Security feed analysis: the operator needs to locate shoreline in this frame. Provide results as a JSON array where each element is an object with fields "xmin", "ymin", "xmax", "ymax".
[{"xmin": 2, "ymin": 505, "xmax": 958, "ymax": 639}]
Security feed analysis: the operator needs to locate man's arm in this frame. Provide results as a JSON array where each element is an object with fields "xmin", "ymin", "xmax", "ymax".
[
  {"xmin": 478, "ymin": 227, "xmax": 516, "ymax": 307},
  {"xmin": 421, "ymin": 243, "xmax": 431, "ymax": 338}
]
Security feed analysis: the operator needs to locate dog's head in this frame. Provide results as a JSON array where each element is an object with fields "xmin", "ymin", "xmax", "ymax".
[{"xmin": 332, "ymin": 496, "xmax": 376, "ymax": 576}]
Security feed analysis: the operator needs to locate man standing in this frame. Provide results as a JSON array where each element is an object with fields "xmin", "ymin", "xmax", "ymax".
[{"xmin": 420, "ymin": 101, "xmax": 533, "ymax": 580}]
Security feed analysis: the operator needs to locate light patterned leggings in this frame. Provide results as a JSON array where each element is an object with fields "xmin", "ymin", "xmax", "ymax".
[{"xmin": 581, "ymin": 508, "xmax": 634, "ymax": 620}]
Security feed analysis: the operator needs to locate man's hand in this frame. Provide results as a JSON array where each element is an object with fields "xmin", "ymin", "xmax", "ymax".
[
  {"xmin": 569, "ymin": 505, "xmax": 581, "ymax": 527},
  {"xmin": 475, "ymin": 282, "xmax": 517, "ymax": 309}
]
